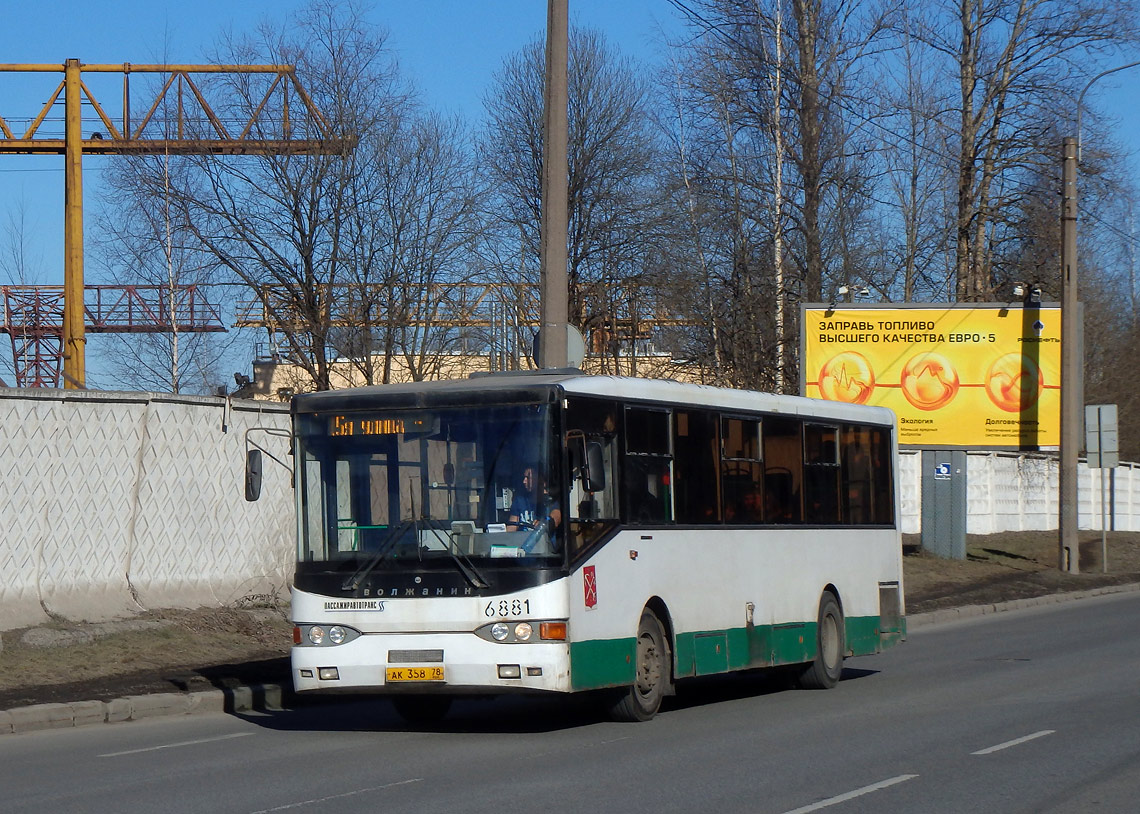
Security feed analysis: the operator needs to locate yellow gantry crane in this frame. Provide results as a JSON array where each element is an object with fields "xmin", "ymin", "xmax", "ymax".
[{"xmin": 0, "ymin": 59, "xmax": 351, "ymax": 388}]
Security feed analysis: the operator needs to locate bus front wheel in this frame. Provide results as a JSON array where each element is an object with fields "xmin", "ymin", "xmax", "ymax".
[
  {"xmin": 799, "ymin": 592, "xmax": 844, "ymax": 690},
  {"xmin": 609, "ymin": 609, "xmax": 670, "ymax": 722}
]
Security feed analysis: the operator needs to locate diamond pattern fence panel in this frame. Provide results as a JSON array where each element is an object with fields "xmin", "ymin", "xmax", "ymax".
[
  {"xmin": 128, "ymin": 396, "xmax": 294, "ymax": 610},
  {"xmin": 0, "ymin": 389, "xmax": 290, "ymax": 630},
  {"xmin": 898, "ymin": 450, "xmax": 920, "ymax": 535}
]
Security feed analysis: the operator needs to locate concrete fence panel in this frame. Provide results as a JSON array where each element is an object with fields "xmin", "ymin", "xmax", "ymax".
[{"xmin": 0, "ymin": 389, "xmax": 292, "ymax": 630}]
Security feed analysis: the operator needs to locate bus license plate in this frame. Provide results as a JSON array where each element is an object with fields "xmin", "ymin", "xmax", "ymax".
[{"xmin": 386, "ymin": 666, "xmax": 445, "ymax": 682}]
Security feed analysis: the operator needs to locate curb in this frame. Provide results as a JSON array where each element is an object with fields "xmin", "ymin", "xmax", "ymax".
[
  {"xmin": 906, "ymin": 581, "xmax": 1140, "ymax": 630},
  {"xmin": 0, "ymin": 683, "xmax": 287, "ymax": 736},
  {"xmin": 4, "ymin": 583, "xmax": 1140, "ymax": 735}
]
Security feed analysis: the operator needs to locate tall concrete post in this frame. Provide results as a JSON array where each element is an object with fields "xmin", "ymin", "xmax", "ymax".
[
  {"xmin": 1059, "ymin": 136, "xmax": 1079, "ymax": 572},
  {"xmin": 538, "ymin": 0, "xmax": 569, "ymax": 369}
]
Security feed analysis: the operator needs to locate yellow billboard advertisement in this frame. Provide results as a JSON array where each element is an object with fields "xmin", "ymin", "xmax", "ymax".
[{"xmin": 801, "ymin": 304, "xmax": 1061, "ymax": 449}]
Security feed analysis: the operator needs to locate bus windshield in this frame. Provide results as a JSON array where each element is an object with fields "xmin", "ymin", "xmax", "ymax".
[{"xmin": 295, "ymin": 403, "xmax": 562, "ymax": 573}]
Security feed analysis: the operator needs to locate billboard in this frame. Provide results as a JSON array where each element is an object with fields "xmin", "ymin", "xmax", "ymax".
[{"xmin": 800, "ymin": 304, "xmax": 1061, "ymax": 449}]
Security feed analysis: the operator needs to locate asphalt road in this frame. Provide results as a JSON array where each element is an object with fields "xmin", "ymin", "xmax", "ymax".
[{"xmin": 3, "ymin": 593, "xmax": 1139, "ymax": 814}]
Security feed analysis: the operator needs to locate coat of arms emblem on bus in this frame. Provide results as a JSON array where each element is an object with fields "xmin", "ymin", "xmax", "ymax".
[{"xmin": 584, "ymin": 565, "xmax": 598, "ymax": 609}]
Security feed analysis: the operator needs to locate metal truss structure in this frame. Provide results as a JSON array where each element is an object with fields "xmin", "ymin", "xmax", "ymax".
[
  {"xmin": 233, "ymin": 281, "xmax": 691, "ymax": 367},
  {"xmin": 0, "ymin": 285, "xmax": 224, "ymax": 387},
  {"xmin": 0, "ymin": 60, "xmax": 350, "ymax": 388}
]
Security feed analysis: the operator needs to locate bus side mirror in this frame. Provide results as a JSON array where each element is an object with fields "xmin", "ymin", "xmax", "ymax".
[
  {"xmin": 583, "ymin": 441, "xmax": 606, "ymax": 493},
  {"xmin": 245, "ymin": 449, "xmax": 263, "ymax": 501}
]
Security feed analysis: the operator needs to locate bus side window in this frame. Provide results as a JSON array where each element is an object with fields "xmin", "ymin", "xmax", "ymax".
[
  {"xmin": 763, "ymin": 417, "xmax": 803, "ymax": 523},
  {"xmin": 804, "ymin": 424, "xmax": 840, "ymax": 524},
  {"xmin": 840, "ymin": 425, "xmax": 873, "ymax": 525},
  {"xmin": 564, "ymin": 397, "xmax": 621, "ymax": 556},
  {"xmin": 674, "ymin": 410, "xmax": 720, "ymax": 524},
  {"xmin": 720, "ymin": 416, "xmax": 762, "ymax": 524},
  {"xmin": 623, "ymin": 407, "xmax": 673, "ymax": 525},
  {"xmin": 869, "ymin": 427, "xmax": 895, "ymax": 525}
]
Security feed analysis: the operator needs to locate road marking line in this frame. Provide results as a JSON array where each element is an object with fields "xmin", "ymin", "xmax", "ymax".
[
  {"xmin": 249, "ymin": 779, "xmax": 422, "ymax": 813},
  {"xmin": 972, "ymin": 729, "xmax": 1055, "ymax": 755},
  {"xmin": 781, "ymin": 774, "xmax": 919, "ymax": 814},
  {"xmin": 99, "ymin": 732, "xmax": 253, "ymax": 757}
]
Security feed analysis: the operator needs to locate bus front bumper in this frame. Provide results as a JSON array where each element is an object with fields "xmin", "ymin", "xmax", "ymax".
[{"xmin": 292, "ymin": 633, "xmax": 572, "ymax": 695}]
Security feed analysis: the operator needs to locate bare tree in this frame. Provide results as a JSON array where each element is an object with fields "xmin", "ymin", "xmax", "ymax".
[
  {"xmin": 93, "ymin": 151, "xmax": 240, "ymax": 394},
  {"xmin": 875, "ymin": 9, "xmax": 956, "ymax": 302},
  {"xmin": 656, "ymin": 29, "xmax": 778, "ymax": 389},
  {"xmin": 340, "ymin": 110, "xmax": 485, "ymax": 384},
  {"xmin": 0, "ymin": 200, "xmax": 44, "ymax": 286},
  {"xmin": 665, "ymin": 0, "xmax": 887, "ymax": 389},
  {"xmin": 110, "ymin": 0, "xmax": 411, "ymax": 392},
  {"xmin": 900, "ymin": 0, "xmax": 1136, "ymax": 301},
  {"xmin": 480, "ymin": 26, "xmax": 665, "ymax": 364},
  {"xmin": 0, "ymin": 199, "xmax": 47, "ymax": 387}
]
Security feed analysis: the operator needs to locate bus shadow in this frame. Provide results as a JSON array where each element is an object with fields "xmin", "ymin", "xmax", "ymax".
[
  {"xmin": 233, "ymin": 691, "xmax": 615, "ymax": 734},
  {"xmin": 664, "ymin": 666, "xmax": 879, "ymax": 713},
  {"xmin": 231, "ymin": 667, "xmax": 880, "ymax": 734}
]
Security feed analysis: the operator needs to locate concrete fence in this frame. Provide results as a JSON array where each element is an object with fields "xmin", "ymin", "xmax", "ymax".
[
  {"xmin": 1, "ymin": 389, "xmax": 1138, "ymax": 630},
  {"xmin": 0, "ymin": 389, "xmax": 293, "ymax": 631},
  {"xmin": 898, "ymin": 450, "xmax": 1140, "ymax": 535}
]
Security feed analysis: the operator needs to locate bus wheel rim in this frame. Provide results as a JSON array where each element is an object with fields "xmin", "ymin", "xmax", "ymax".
[
  {"xmin": 822, "ymin": 614, "xmax": 839, "ymax": 666},
  {"xmin": 637, "ymin": 632, "xmax": 660, "ymax": 696}
]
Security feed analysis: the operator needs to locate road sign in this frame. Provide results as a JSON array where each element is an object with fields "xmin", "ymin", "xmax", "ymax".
[{"xmin": 1085, "ymin": 404, "xmax": 1119, "ymax": 469}]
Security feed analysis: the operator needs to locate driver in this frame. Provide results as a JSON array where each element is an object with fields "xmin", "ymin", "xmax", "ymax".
[{"xmin": 507, "ymin": 466, "xmax": 562, "ymax": 532}]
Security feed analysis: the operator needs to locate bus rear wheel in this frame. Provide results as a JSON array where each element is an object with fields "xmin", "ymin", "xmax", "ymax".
[
  {"xmin": 391, "ymin": 694, "xmax": 452, "ymax": 725},
  {"xmin": 799, "ymin": 592, "xmax": 844, "ymax": 690},
  {"xmin": 609, "ymin": 609, "xmax": 669, "ymax": 722}
]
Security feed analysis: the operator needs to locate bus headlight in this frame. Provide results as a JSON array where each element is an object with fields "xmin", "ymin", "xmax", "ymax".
[
  {"xmin": 296, "ymin": 624, "xmax": 361, "ymax": 647},
  {"xmin": 477, "ymin": 620, "xmax": 567, "ymax": 643}
]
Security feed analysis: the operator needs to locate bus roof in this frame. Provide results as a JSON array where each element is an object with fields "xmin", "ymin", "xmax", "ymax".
[{"xmin": 291, "ymin": 371, "xmax": 896, "ymax": 427}]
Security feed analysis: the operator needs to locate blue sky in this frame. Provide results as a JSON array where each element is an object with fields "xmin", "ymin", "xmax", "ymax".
[
  {"xmin": 0, "ymin": 1, "xmax": 1137, "ymax": 385},
  {"xmin": 0, "ymin": 1, "xmax": 682, "ymax": 288}
]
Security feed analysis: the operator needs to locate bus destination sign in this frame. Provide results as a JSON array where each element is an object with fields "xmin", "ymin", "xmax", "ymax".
[
  {"xmin": 327, "ymin": 414, "xmax": 436, "ymax": 437},
  {"xmin": 329, "ymin": 416, "xmax": 406, "ymax": 437}
]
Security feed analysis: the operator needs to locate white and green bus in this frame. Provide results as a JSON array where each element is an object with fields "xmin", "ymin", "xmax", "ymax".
[{"xmin": 284, "ymin": 372, "xmax": 904, "ymax": 722}]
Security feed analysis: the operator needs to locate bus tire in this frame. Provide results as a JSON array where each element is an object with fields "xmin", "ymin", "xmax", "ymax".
[
  {"xmin": 391, "ymin": 694, "xmax": 452, "ymax": 724},
  {"xmin": 609, "ymin": 609, "xmax": 670, "ymax": 722},
  {"xmin": 799, "ymin": 592, "xmax": 844, "ymax": 690}
]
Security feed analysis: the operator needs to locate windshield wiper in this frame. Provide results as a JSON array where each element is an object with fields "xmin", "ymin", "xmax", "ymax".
[
  {"xmin": 420, "ymin": 522, "xmax": 491, "ymax": 589},
  {"xmin": 341, "ymin": 520, "xmax": 413, "ymax": 592}
]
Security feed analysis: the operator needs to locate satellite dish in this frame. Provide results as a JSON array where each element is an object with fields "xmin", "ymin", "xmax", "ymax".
[{"xmin": 532, "ymin": 325, "xmax": 587, "ymax": 369}]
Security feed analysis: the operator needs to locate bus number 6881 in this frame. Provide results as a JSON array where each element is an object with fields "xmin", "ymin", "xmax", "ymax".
[{"xmin": 485, "ymin": 599, "xmax": 531, "ymax": 617}]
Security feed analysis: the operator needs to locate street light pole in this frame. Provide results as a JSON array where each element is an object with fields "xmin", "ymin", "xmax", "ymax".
[{"xmin": 1059, "ymin": 60, "xmax": 1140, "ymax": 573}]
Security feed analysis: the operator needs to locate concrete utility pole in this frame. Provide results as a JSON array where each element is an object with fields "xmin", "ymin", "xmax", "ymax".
[
  {"xmin": 538, "ymin": 0, "xmax": 569, "ymax": 369},
  {"xmin": 1059, "ymin": 136, "xmax": 1079, "ymax": 573},
  {"xmin": 1059, "ymin": 61, "xmax": 1140, "ymax": 572}
]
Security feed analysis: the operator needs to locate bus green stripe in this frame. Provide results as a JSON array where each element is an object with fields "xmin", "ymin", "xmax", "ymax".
[
  {"xmin": 570, "ymin": 638, "xmax": 636, "ymax": 690},
  {"xmin": 569, "ymin": 615, "xmax": 900, "ymax": 690}
]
